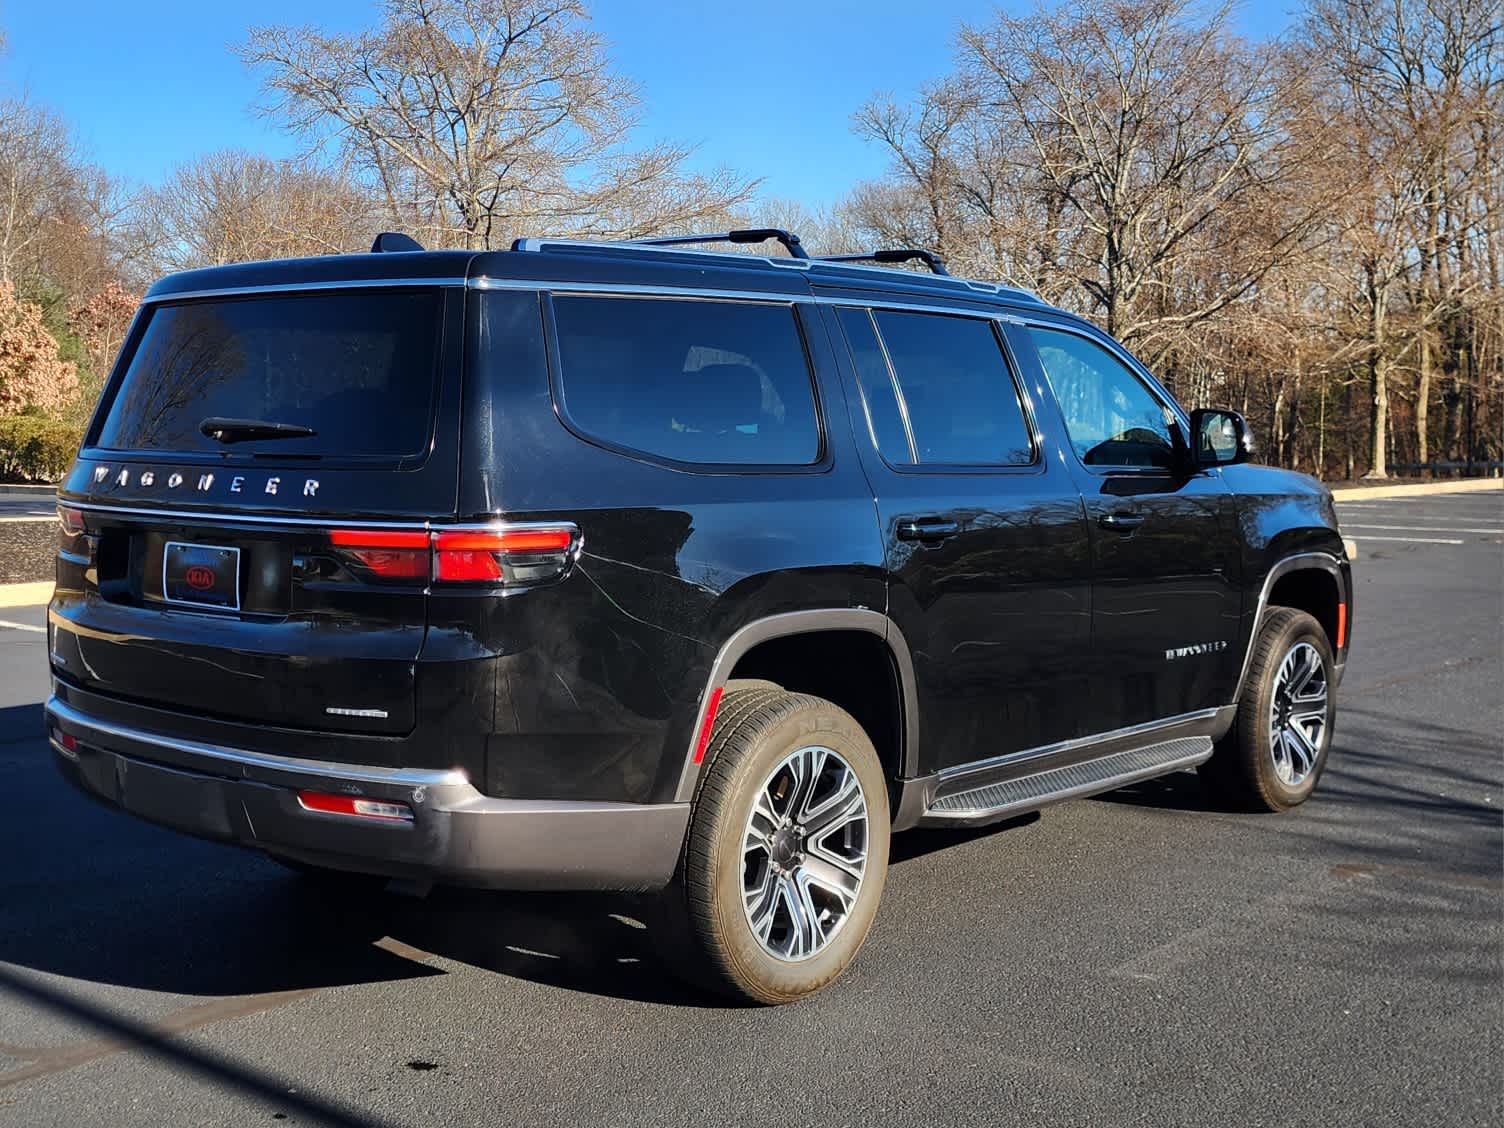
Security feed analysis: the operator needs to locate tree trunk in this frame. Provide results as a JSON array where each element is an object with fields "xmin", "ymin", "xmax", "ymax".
[
  {"xmin": 1365, "ymin": 276, "xmax": 1389, "ymax": 479},
  {"xmin": 1416, "ymin": 329, "xmax": 1431, "ymax": 472}
]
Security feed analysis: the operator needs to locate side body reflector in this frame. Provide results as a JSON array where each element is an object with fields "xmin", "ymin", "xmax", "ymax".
[
  {"xmin": 1336, "ymin": 602, "xmax": 1348, "ymax": 649},
  {"xmin": 692, "ymin": 686, "xmax": 725, "ymax": 765}
]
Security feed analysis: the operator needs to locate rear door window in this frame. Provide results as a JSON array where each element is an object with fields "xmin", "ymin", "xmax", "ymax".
[
  {"xmin": 551, "ymin": 296, "xmax": 821, "ymax": 466},
  {"xmin": 94, "ymin": 290, "xmax": 443, "ymax": 461},
  {"xmin": 867, "ymin": 310, "xmax": 1035, "ymax": 466}
]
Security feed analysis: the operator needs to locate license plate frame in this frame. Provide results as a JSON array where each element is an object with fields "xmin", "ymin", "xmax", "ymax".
[{"xmin": 162, "ymin": 541, "xmax": 241, "ymax": 611}]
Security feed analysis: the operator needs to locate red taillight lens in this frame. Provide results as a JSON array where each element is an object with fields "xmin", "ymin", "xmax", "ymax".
[
  {"xmin": 329, "ymin": 529, "xmax": 431, "ymax": 579},
  {"xmin": 58, "ymin": 506, "xmax": 86, "ymax": 535},
  {"xmin": 296, "ymin": 790, "xmax": 413, "ymax": 822},
  {"xmin": 433, "ymin": 526, "xmax": 576, "ymax": 584}
]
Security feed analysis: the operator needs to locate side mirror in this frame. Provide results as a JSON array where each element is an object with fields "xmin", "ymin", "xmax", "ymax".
[{"xmin": 1190, "ymin": 408, "xmax": 1253, "ymax": 467}]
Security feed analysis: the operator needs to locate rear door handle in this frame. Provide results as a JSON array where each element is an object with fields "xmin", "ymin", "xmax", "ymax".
[
  {"xmin": 1099, "ymin": 512, "xmax": 1145, "ymax": 532},
  {"xmin": 896, "ymin": 518, "xmax": 960, "ymax": 542}
]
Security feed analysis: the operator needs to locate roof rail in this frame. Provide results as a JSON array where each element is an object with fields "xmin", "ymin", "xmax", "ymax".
[
  {"xmin": 630, "ymin": 228, "xmax": 810, "ymax": 260},
  {"xmin": 370, "ymin": 232, "xmax": 424, "ymax": 253},
  {"xmin": 817, "ymin": 248, "xmax": 950, "ymax": 276}
]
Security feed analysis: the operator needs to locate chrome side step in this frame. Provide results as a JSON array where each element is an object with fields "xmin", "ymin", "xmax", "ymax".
[{"xmin": 919, "ymin": 736, "xmax": 1214, "ymax": 827}]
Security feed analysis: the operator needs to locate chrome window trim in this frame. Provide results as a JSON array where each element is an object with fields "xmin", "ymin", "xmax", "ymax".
[
  {"xmin": 59, "ymin": 501, "xmax": 578, "ymax": 534},
  {"xmin": 137, "ymin": 274, "xmax": 1051, "ymax": 326},
  {"xmin": 140, "ymin": 277, "xmax": 470, "ymax": 304},
  {"xmin": 45, "ymin": 695, "xmax": 470, "ymax": 788}
]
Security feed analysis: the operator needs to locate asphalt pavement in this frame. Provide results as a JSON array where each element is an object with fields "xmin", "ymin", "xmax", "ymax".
[{"xmin": 0, "ymin": 490, "xmax": 1499, "ymax": 1127}]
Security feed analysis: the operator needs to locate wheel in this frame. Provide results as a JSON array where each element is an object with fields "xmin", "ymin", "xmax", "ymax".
[
  {"xmin": 1203, "ymin": 607, "xmax": 1336, "ymax": 811},
  {"xmin": 679, "ymin": 688, "xmax": 890, "ymax": 1004}
]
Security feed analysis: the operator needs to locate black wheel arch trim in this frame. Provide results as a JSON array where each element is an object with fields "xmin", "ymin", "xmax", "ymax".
[
  {"xmin": 673, "ymin": 609, "xmax": 920, "ymax": 803},
  {"xmin": 1235, "ymin": 551, "xmax": 1349, "ymax": 702}
]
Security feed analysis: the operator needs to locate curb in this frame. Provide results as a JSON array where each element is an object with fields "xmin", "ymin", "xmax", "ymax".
[
  {"xmin": 0, "ymin": 484, "xmax": 57, "ymax": 496},
  {"xmin": 1330, "ymin": 479, "xmax": 1501, "ymax": 501},
  {"xmin": 0, "ymin": 581, "xmax": 53, "ymax": 609}
]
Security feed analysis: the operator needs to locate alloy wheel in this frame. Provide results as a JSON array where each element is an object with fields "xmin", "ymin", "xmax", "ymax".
[{"xmin": 740, "ymin": 745, "xmax": 869, "ymax": 961}]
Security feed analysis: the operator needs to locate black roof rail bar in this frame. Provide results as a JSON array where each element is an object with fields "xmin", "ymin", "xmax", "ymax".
[
  {"xmin": 630, "ymin": 228, "xmax": 810, "ymax": 260},
  {"xmin": 370, "ymin": 231, "xmax": 424, "ymax": 253},
  {"xmin": 817, "ymin": 248, "xmax": 950, "ymax": 276}
]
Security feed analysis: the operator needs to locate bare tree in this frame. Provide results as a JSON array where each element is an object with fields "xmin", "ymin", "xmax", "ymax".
[
  {"xmin": 136, "ymin": 149, "xmax": 376, "ymax": 273},
  {"xmin": 239, "ymin": 0, "xmax": 756, "ymax": 248}
]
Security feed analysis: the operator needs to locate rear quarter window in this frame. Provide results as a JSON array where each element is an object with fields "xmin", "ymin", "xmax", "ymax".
[
  {"xmin": 93, "ymin": 290, "xmax": 443, "ymax": 461},
  {"xmin": 550, "ymin": 296, "xmax": 821, "ymax": 467}
]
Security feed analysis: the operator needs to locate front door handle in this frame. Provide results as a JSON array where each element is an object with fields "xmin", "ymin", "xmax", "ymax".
[
  {"xmin": 1099, "ymin": 512, "xmax": 1145, "ymax": 532},
  {"xmin": 896, "ymin": 518, "xmax": 960, "ymax": 542}
]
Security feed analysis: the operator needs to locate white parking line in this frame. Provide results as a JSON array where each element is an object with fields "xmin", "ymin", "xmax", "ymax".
[
  {"xmin": 1342, "ymin": 523, "xmax": 1503, "ymax": 534},
  {"xmin": 1346, "ymin": 534, "xmax": 1465, "ymax": 544},
  {"xmin": 0, "ymin": 618, "xmax": 45, "ymax": 633}
]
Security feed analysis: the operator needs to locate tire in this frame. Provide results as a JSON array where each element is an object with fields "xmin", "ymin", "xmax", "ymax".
[
  {"xmin": 679, "ymin": 688, "xmax": 890, "ymax": 1004},
  {"xmin": 1203, "ymin": 607, "xmax": 1336, "ymax": 811}
]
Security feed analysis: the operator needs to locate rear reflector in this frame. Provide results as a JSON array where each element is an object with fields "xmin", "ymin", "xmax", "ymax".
[
  {"xmin": 1337, "ymin": 602, "xmax": 1348, "ymax": 649},
  {"xmin": 296, "ymin": 791, "xmax": 413, "ymax": 822},
  {"xmin": 51, "ymin": 728, "xmax": 79, "ymax": 757},
  {"xmin": 692, "ymin": 686, "xmax": 725, "ymax": 765}
]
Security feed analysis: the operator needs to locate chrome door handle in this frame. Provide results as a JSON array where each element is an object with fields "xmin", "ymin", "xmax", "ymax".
[
  {"xmin": 1099, "ymin": 512, "xmax": 1145, "ymax": 531},
  {"xmin": 896, "ymin": 518, "xmax": 960, "ymax": 542}
]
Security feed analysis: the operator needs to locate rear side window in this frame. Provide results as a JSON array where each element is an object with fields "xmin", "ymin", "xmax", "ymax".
[
  {"xmin": 95, "ymin": 290, "xmax": 442, "ymax": 460},
  {"xmin": 551, "ymin": 296, "xmax": 820, "ymax": 466},
  {"xmin": 868, "ymin": 310, "xmax": 1034, "ymax": 466}
]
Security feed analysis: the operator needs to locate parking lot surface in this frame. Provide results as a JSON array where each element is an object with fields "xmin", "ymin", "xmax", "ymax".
[{"xmin": 0, "ymin": 490, "xmax": 1499, "ymax": 1127}]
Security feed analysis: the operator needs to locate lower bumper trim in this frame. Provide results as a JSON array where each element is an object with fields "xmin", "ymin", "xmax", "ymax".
[{"xmin": 46, "ymin": 695, "xmax": 689, "ymax": 892}]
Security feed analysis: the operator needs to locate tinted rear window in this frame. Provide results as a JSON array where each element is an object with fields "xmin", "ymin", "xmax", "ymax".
[
  {"xmin": 94, "ymin": 290, "xmax": 442, "ymax": 459},
  {"xmin": 552, "ymin": 296, "xmax": 820, "ymax": 466}
]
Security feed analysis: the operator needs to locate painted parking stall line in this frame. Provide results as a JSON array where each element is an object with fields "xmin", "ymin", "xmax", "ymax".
[
  {"xmin": 0, "ymin": 619, "xmax": 46, "ymax": 634},
  {"xmin": 1345, "ymin": 535, "xmax": 1466, "ymax": 545},
  {"xmin": 1341, "ymin": 524, "xmax": 1504, "ymax": 535}
]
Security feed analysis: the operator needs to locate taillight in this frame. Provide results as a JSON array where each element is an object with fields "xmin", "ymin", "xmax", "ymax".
[
  {"xmin": 326, "ymin": 524, "xmax": 578, "ymax": 586},
  {"xmin": 58, "ymin": 506, "xmax": 86, "ymax": 535},
  {"xmin": 433, "ymin": 525, "xmax": 577, "ymax": 585},
  {"xmin": 329, "ymin": 529, "xmax": 430, "ymax": 579}
]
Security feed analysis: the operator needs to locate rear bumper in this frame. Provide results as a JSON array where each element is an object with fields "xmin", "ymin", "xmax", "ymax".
[{"xmin": 45, "ymin": 694, "xmax": 689, "ymax": 892}]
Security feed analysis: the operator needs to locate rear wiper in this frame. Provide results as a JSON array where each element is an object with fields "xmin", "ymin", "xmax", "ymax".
[{"xmin": 200, "ymin": 417, "xmax": 317, "ymax": 444}]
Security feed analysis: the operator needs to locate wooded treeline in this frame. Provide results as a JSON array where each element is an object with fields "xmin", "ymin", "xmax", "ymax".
[{"xmin": 1, "ymin": 0, "xmax": 1499, "ymax": 481}]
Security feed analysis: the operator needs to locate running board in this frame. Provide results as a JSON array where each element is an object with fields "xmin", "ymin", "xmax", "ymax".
[{"xmin": 919, "ymin": 737, "xmax": 1214, "ymax": 827}]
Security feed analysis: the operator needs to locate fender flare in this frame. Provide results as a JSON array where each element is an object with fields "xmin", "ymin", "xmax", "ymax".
[
  {"xmin": 1232, "ymin": 551, "xmax": 1349, "ymax": 702},
  {"xmin": 672, "ymin": 609, "xmax": 920, "ymax": 803}
]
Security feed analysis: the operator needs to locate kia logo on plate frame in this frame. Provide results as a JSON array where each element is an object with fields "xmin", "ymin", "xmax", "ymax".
[{"xmin": 185, "ymin": 565, "xmax": 217, "ymax": 591}]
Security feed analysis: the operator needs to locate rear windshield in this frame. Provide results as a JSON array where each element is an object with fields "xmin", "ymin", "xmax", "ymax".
[{"xmin": 94, "ymin": 290, "xmax": 442, "ymax": 460}]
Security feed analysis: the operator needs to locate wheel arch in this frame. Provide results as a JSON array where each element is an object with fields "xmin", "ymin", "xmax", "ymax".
[
  {"xmin": 1234, "ymin": 552, "xmax": 1349, "ymax": 702},
  {"xmin": 672, "ymin": 610, "xmax": 919, "ymax": 803}
]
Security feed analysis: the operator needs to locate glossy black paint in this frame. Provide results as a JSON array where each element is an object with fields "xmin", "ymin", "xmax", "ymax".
[{"xmin": 50, "ymin": 241, "xmax": 1352, "ymax": 883}]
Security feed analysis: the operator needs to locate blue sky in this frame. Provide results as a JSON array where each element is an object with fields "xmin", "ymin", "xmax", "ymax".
[{"xmin": 0, "ymin": 1, "xmax": 1296, "ymax": 209}]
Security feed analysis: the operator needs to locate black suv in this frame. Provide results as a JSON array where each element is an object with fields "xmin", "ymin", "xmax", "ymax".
[{"xmin": 46, "ymin": 229, "xmax": 1352, "ymax": 1003}]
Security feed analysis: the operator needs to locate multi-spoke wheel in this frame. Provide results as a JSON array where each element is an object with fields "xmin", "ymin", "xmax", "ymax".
[
  {"xmin": 741, "ymin": 745, "xmax": 869, "ymax": 961},
  {"xmin": 1268, "ymin": 641, "xmax": 1328, "ymax": 787},
  {"xmin": 1203, "ymin": 607, "xmax": 1337, "ymax": 811},
  {"xmin": 680, "ymin": 687, "xmax": 889, "ymax": 1003}
]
